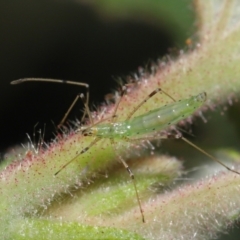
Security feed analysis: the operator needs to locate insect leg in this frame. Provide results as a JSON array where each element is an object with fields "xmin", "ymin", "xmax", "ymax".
[
  {"xmin": 166, "ymin": 127, "xmax": 240, "ymax": 175},
  {"xmin": 54, "ymin": 137, "xmax": 101, "ymax": 175},
  {"xmin": 58, "ymin": 93, "xmax": 85, "ymax": 128},
  {"xmin": 127, "ymin": 88, "xmax": 176, "ymax": 120},
  {"xmin": 111, "ymin": 86, "xmax": 127, "ymax": 123},
  {"xmin": 110, "ymin": 139, "xmax": 145, "ymax": 223},
  {"xmin": 129, "ymin": 133, "xmax": 240, "ymax": 175},
  {"xmin": 79, "ymin": 93, "xmax": 93, "ymax": 124},
  {"xmin": 181, "ymin": 136, "xmax": 240, "ymax": 175},
  {"xmin": 105, "ymin": 86, "xmax": 145, "ymax": 222}
]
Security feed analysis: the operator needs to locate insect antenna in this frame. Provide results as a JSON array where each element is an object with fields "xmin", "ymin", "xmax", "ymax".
[{"xmin": 11, "ymin": 78, "xmax": 89, "ymax": 128}]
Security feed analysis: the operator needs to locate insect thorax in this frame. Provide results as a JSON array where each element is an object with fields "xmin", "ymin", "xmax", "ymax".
[{"xmin": 95, "ymin": 122, "xmax": 130, "ymax": 138}]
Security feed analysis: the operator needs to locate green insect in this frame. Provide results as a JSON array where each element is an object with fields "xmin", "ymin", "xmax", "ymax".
[{"xmin": 11, "ymin": 78, "xmax": 240, "ymax": 223}]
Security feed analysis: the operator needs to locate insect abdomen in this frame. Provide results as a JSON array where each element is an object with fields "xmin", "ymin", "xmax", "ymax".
[{"xmin": 125, "ymin": 92, "xmax": 206, "ymax": 137}]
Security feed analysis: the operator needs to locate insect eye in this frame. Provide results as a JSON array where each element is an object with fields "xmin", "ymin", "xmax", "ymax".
[{"xmin": 83, "ymin": 130, "xmax": 93, "ymax": 136}]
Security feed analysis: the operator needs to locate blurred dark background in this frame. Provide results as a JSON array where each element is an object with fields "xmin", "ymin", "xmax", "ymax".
[
  {"xmin": 1, "ymin": 1, "xmax": 240, "ymax": 239},
  {"xmin": 0, "ymin": 0, "xmax": 193, "ymax": 152}
]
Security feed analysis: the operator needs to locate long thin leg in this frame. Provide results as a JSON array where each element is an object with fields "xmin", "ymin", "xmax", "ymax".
[
  {"xmin": 58, "ymin": 94, "xmax": 82, "ymax": 128},
  {"xmin": 79, "ymin": 93, "xmax": 93, "ymax": 124},
  {"xmin": 105, "ymin": 86, "xmax": 145, "ymax": 222},
  {"xmin": 181, "ymin": 137, "xmax": 240, "ymax": 175},
  {"xmin": 127, "ymin": 88, "xmax": 176, "ymax": 120},
  {"xmin": 111, "ymin": 86, "xmax": 127, "ymax": 123},
  {"xmin": 128, "ymin": 133, "xmax": 240, "ymax": 175},
  {"xmin": 11, "ymin": 78, "xmax": 89, "ymax": 127},
  {"xmin": 110, "ymin": 139, "xmax": 145, "ymax": 223},
  {"xmin": 55, "ymin": 92, "xmax": 101, "ymax": 175},
  {"xmin": 54, "ymin": 137, "xmax": 101, "ymax": 175}
]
